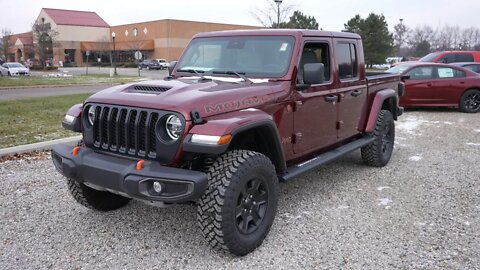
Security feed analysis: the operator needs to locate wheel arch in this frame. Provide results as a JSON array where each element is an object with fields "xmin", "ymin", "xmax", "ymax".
[
  {"xmin": 183, "ymin": 114, "xmax": 287, "ymax": 174},
  {"xmin": 227, "ymin": 120, "xmax": 286, "ymax": 174},
  {"xmin": 365, "ymin": 89, "xmax": 399, "ymax": 133}
]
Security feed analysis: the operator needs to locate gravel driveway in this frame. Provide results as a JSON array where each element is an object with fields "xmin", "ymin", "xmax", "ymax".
[{"xmin": 1, "ymin": 109, "xmax": 479, "ymax": 269}]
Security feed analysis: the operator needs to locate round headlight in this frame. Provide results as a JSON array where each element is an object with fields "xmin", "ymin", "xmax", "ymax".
[
  {"xmin": 88, "ymin": 106, "xmax": 96, "ymax": 126},
  {"xmin": 165, "ymin": 115, "xmax": 183, "ymax": 140}
]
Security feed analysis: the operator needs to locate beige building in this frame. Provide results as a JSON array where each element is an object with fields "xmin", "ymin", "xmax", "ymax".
[{"xmin": 6, "ymin": 8, "xmax": 259, "ymax": 66}]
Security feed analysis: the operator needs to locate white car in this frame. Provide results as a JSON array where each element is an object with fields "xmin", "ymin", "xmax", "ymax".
[
  {"xmin": 2, "ymin": 62, "xmax": 30, "ymax": 76},
  {"xmin": 0, "ymin": 64, "xmax": 8, "ymax": 77},
  {"xmin": 156, "ymin": 59, "xmax": 170, "ymax": 70}
]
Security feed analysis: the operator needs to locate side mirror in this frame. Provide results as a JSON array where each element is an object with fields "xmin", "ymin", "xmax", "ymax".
[
  {"xmin": 303, "ymin": 63, "xmax": 325, "ymax": 85},
  {"xmin": 400, "ymin": 75, "xmax": 410, "ymax": 82},
  {"xmin": 168, "ymin": 61, "xmax": 178, "ymax": 76}
]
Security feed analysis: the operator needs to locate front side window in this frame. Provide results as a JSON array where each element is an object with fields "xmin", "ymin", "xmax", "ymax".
[
  {"xmin": 176, "ymin": 35, "xmax": 295, "ymax": 78},
  {"xmin": 406, "ymin": 66, "xmax": 434, "ymax": 80},
  {"xmin": 335, "ymin": 42, "xmax": 358, "ymax": 80},
  {"xmin": 298, "ymin": 42, "xmax": 331, "ymax": 83}
]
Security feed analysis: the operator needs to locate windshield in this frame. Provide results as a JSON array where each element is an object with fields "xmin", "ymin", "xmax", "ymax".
[
  {"xmin": 176, "ymin": 35, "xmax": 295, "ymax": 78},
  {"xmin": 386, "ymin": 64, "xmax": 414, "ymax": 74},
  {"xmin": 7, "ymin": 63, "xmax": 24, "ymax": 68},
  {"xmin": 419, "ymin": 52, "xmax": 441, "ymax": 62}
]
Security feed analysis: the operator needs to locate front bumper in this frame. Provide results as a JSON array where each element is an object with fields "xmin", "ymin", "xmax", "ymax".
[{"xmin": 52, "ymin": 144, "xmax": 208, "ymax": 203}]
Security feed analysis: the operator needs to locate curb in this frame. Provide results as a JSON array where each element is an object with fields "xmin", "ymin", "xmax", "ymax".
[{"xmin": 0, "ymin": 136, "xmax": 82, "ymax": 157}]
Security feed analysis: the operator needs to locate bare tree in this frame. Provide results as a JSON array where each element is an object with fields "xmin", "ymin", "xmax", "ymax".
[
  {"xmin": 251, "ymin": 0, "xmax": 297, "ymax": 27},
  {"xmin": 1, "ymin": 28, "xmax": 13, "ymax": 62},
  {"xmin": 393, "ymin": 19, "xmax": 409, "ymax": 56},
  {"xmin": 32, "ymin": 20, "xmax": 60, "ymax": 68}
]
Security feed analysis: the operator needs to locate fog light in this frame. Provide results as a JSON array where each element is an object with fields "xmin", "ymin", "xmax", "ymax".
[{"xmin": 153, "ymin": 181, "xmax": 163, "ymax": 193}]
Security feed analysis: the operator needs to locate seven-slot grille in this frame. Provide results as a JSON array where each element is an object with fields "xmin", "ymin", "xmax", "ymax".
[{"xmin": 91, "ymin": 105, "xmax": 159, "ymax": 159}]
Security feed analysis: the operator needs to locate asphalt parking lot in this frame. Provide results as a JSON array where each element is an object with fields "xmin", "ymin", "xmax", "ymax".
[{"xmin": 1, "ymin": 109, "xmax": 479, "ymax": 269}]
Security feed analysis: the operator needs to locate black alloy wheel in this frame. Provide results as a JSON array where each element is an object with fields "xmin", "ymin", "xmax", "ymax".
[
  {"xmin": 460, "ymin": 89, "xmax": 480, "ymax": 113},
  {"xmin": 235, "ymin": 177, "xmax": 268, "ymax": 234}
]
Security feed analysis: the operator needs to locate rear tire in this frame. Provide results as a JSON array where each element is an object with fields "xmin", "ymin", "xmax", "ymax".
[
  {"xmin": 459, "ymin": 89, "xmax": 480, "ymax": 113},
  {"xmin": 361, "ymin": 109, "xmax": 395, "ymax": 167},
  {"xmin": 67, "ymin": 178, "xmax": 131, "ymax": 211},
  {"xmin": 197, "ymin": 150, "xmax": 279, "ymax": 256}
]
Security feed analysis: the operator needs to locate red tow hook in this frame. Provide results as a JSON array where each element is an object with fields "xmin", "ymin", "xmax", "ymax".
[
  {"xmin": 136, "ymin": 160, "xmax": 145, "ymax": 171},
  {"xmin": 71, "ymin": 146, "xmax": 81, "ymax": 156}
]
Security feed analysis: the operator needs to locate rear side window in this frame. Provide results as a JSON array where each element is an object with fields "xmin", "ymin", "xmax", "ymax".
[
  {"xmin": 464, "ymin": 64, "xmax": 480, "ymax": 73},
  {"xmin": 335, "ymin": 43, "xmax": 358, "ymax": 80},
  {"xmin": 437, "ymin": 67, "xmax": 465, "ymax": 78},
  {"xmin": 406, "ymin": 66, "xmax": 434, "ymax": 80},
  {"xmin": 455, "ymin": 54, "xmax": 474, "ymax": 62}
]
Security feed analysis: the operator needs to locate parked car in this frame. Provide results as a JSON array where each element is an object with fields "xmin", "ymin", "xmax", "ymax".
[
  {"xmin": 450, "ymin": 62, "xmax": 480, "ymax": 73},
  {"xmin": 2, "ymin": 62, "xmax": 30, "ymax": 76},
  {"xmin": 156, "ymin": 58, "xmax": 170, "ymax": 69},
  {"xmin": 53, "ymin": 29, "xmax": 403, "ymax": 256},
  {"xmin": 392, "ymin": 51, "xmax": 480, "ymax": 67},
  {"xmin": 386, "ymin": 62, "xmax": 480, "ymax": 113},
  {"xmin": 138, "ymin": 59, "xmax": 161, "ymax": 70}
]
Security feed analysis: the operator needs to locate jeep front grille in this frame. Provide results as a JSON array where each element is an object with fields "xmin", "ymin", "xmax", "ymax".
[{"xmin": 91, "ymin": 105, "xmax": 159, "ymax": 158}]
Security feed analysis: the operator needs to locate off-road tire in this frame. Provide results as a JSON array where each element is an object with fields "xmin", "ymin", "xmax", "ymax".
[
  {"xmin": 361, "ymin": 109, "xmax": 395, "ymax": 167},
  {"xmin": 197, "ymin": 150, "xmax": 279, "ymax": 256},
  {"xmin": 459, "ymin": 89, "xmax": 480, "ymax": 113},
  {"xmin": 67, "ymin": 178, "xmax": 131, "ymax": 211}
]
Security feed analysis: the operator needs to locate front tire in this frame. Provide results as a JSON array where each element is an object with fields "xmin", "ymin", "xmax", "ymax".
[
  {"xmin": 197, "ymin": 150, "xmax": 279, "ymax": 256},
  {"xmin": 67, "ymin": 178, "xmax": 131, "ymax": 211},
  {"xmin": 459, "ymin": 89, "xmax": 480, "ymax": 113},
  {"xmin": 361, "ymin": 109, "xmax": 395, "ymax": 167}
]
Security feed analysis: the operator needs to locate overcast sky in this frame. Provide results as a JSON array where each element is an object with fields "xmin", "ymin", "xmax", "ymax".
[{"xmin": 1, "ymin": 0, "xmax": 480, "ymax": 34}]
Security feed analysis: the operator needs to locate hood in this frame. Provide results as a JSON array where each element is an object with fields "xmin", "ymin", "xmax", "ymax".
[
  {"xmin": 8, "ymin": 67, "xmax": 29, "ymax": 72},
  {"xmin": 85, "ymin": 76, "xmax": 288, "ymax": 120}
]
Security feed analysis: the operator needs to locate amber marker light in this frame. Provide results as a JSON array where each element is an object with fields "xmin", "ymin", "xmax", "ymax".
[
  {"xmin": 136, "ymin": 160, "xmax": 145, "ymax": 170},
  {"xmin": 71, "ymin": 146, "xmax": 81, "ymax": 156},
  {"xmin": 191, "ymin": 134, "xmax": 232, "ymax": 145}
]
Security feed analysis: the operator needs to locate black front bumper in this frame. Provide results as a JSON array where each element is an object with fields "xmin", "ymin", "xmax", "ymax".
[{"xmin": 52, "ymin": 144, "xmax": 208, "ymax": 203}]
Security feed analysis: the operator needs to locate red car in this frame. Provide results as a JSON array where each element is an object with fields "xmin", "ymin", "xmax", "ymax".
[{"xmin": 387, "ymin": 63, "xmax": 480, "ymax": 113}]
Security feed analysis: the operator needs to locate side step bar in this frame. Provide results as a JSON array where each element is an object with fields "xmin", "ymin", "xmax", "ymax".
[{"xmin": 279, "ymin": 136, "xmax": 375, "ymax": 182}]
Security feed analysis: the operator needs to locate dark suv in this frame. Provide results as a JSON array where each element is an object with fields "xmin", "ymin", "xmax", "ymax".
[{"xmin": 138, "ymin": 59, "xmax": 161, "ymax": 70}]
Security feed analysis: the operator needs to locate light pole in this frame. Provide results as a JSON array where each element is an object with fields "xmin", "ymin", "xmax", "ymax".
[
  {"xmin": 111, "ymin": 31, "xmax": 117, "ymax": 76},
  {"xmin": 274, "ymin": 0, "xmax": 283, "ymax": 28}
]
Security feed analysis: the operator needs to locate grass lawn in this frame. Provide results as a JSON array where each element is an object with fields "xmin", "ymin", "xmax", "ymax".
[
  {"xmin": 0, "ymin": 93, "xmax": 91, "ymax": 148},
  {"xmin": 0, "ymin": 74, "xmax": 140, "ymax": 87}
]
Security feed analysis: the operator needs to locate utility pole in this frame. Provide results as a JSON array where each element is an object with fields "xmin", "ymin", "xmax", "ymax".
[{"xmin": 274, "ymin": 0, "xmax": 283, "ymax": 28}]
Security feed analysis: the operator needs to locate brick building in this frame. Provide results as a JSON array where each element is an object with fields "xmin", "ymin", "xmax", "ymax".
[{"xmin": 6, "ymin": 8, "xmax": 259, "ymax": 66}]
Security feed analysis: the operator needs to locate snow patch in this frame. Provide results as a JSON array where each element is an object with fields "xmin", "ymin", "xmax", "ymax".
[
  {"xmin": 409, "ymin": 155, "xmax": 423, "ymax": 161},
  {"xmin": 474, "ymin": 129, "xmax": 480, "ymax": 133},
  {"xmin": 396, "ymin": 116, "xmax": 426, "ymax": 135},
  {"xmin": 466, "ymin": 143, "xmax": 480, "ymax": 146},
  {"xmin": 377, "ymin": 186, "xmax": 391, "ymax": 191},
  {"xmin": 377, "ymin": 198, "xmax": 392, "ymax": 206},
  {"xmin": 338, "ymin": 205, "xmax": 349, "ymax": 209}
]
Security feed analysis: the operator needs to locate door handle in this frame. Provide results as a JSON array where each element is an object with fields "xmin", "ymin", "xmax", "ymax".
[
  {"xmin": 460, "ymin": 81, "xmax": 465, "ymax": 84},
  {"xmin": 427, "ymin": 83, "xmax": 433, "ymax": 87},
  {"xmin": 325, "ymin": 95, "xmax": 338, "ymax": 103},
  {"xmin": 351, "ymin": 89, "xmax": 363, "ymax": 97}
]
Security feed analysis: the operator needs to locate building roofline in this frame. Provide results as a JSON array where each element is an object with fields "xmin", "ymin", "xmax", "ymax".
[{"xmin": 111, "ymin": 18, "xmax": 260, "ymax": 28}]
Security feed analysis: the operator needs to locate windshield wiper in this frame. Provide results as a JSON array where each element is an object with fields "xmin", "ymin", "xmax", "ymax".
[
  {"xmin": 212, "ymin": 70, "xmax": 253, "ymax": 84},
  {"xmin": 176, "ymin": 68, "xmax": 211, "ymax": 81}
]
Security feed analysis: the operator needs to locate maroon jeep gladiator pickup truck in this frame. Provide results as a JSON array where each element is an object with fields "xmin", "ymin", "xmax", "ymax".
[{"xmin": 52, "ymin": 29, "xmax": 404, "ymax": 256}]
